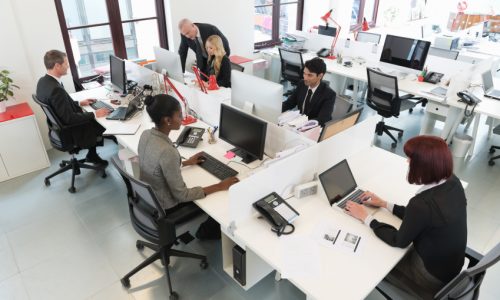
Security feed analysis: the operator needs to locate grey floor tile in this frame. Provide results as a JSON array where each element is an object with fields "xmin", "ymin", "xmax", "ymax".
[
  {"xmin": 0, "ymin": 274, "xmax": 29, "ymax": 300},
  {"xmin": 87, "ymin": 281, "xmax": 134, "ymax": 300},
  {"xmin": 0, "ymin": 233, "xmax": 18, "ymax": 282}
]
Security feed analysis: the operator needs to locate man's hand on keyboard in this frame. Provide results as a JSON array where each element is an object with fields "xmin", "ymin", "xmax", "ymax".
[
  {"xmin": 182, "ymin": 152, "xmax": 206, "ymax": 167},
  {"xmin": 80, "ymin": 98, "xmax": 96, "ymax": 106},
  {"xmin": 95, "ymin": 108, "xmax": 110, "ymax": 118}
]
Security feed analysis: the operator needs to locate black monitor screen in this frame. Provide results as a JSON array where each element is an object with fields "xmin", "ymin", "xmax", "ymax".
[
  {"xmin": 219, "ymin": 104, "xmax": 267, "ymax": 163},
  {"xmin": 380, "ymin": 35, "xmax": 430, "ymax": 71},
  {"xmin": 110, "ymin": 55, "xmax": 126, "ymax": 93},
  {"xmin": 318, "ymin": 25, "xmax": 337, "ymax": 37}
]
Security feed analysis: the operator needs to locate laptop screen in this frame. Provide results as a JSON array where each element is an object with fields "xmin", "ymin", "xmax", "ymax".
[
  {"xmin": 319, "ymin": 159, "xmax": 357, "ymax": 205},
  {"xmin": 482, "ymin": 71, "xmax": 493, "ymax": 92}
]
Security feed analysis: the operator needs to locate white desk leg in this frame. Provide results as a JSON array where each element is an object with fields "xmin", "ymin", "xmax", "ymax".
[
  {"xmin": 352, "ymin": 80, "xmax": 360, "ymax": 103},
  {"xmin": 420, "ymin": 112, "xmax": 437, "ymax": 135},
  {"xmin": 442, "ymin": 107, "xmax": 464, "ymax": 143},
  {"xmin": 275, "ymin": 271, "xmax": 281, "ymax": 281},
  {"xmin": 467, "ymin": 113, "xmax": 481, "ymax": 158}
]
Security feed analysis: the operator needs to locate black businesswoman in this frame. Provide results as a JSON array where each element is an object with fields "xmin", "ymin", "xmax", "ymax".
[
  {"xmin": 138, "ymin": 94, "xmax": 238, "ymax": 235},
  {"xmin": 281, "ymin": 58, "xmax": 336, "ymax": 127},
  {"xmin": 346, "ymin": 135, "xmax": 467, "ymax": 299}
]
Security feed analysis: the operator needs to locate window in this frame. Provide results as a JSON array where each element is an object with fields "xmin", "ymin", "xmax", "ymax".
[
  {"xmin": 350, "ymin": 0, "xmax": 380, "ymax": 31},
  {"xmin": 54, "ymin": 0, "xmax": 167, "ymax": 84},
  {"xmin": 254, "ymin": 0, "xmax": 304, "ymax": 49}
]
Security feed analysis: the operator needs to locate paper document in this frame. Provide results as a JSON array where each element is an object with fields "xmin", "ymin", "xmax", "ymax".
[
  {"xmin": 280, "ymin": 235, "xmax": 321, "ymax": 279},
  {"xmin": 104, "ymin": 123, "xmax": 140, "ymax": 135}
]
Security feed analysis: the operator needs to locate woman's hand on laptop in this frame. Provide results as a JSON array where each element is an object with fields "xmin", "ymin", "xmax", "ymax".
[
  {"xmin": 360, "ymin": 191, "xmax": 387, "ymax": 208},
  {"xmin": 345, "ymin": 201, "xmax": 368, "ymax": 222}
]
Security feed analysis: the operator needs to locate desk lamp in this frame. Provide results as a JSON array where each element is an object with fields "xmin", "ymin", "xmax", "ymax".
[
  {"xmin": 321, "ymin": 9, "xmax": 342, "ymax": 59},
  {"xmin": 192, "ymin": 66, "xmax": 219, "ymax": 91},
  {"xmin": 163, "ymin": 75, "xmax": 197, "ymax": 125}
]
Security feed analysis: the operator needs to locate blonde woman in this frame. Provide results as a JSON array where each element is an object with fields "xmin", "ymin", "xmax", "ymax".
[{"xmin": 204, "ymin": 35, "xmax": 231, "ymax": 88}]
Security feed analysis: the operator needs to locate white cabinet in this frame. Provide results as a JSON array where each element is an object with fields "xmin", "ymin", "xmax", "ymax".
[{"xmin": 0, "ymin": 103, "xmax": 50, "ymax": 182}]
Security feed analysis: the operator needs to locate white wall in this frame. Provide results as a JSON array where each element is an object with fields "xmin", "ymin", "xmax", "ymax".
[{"xmin": 166, "ymin": 0, "xmax": 254, "ymax": 67}]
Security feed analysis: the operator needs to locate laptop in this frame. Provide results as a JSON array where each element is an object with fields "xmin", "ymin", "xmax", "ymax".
[
  {"xmin": 106, "ymin": 97, "xmax": 140, "ymax": 120},
  {"xmin": 319, "ymin": 159, "xmax": 377, "ymax": 215},
  {"xmin": 482, "ymin": 71, "xmax": 500, "ymax": 100}
]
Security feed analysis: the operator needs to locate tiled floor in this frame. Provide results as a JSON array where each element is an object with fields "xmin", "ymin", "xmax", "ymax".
[{"xmin": 0, "ymin": 105, "xmax": 499, "ymax": 299}]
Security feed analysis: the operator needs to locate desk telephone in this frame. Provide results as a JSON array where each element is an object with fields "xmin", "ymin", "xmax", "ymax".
[
  {"xmin": 457, "ymin": 91, "xmax": 481, "ymax": 105},
  {"xmin": 175, "ymin": 126, "xmax": 205, "ymax": 148},
  {"xmin": 253, "ymin": 192, "xmax": 299, "ymax": 237},
  {"xmin": 424, "ymin": 72, "xmax": 444, "ymax": 84}
]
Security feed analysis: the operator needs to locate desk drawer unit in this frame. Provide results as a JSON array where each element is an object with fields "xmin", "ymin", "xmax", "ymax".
[{"xmin": 426, "ymin": 101, "xmax": 449, "ymax": 118}]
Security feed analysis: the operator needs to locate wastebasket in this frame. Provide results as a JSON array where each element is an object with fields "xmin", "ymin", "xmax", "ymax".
[{"xmin": 451, "ymin": 133, "xmax": 473, "ymax": 157}]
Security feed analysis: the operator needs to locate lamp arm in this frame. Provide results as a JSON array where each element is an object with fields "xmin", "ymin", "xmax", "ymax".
[
  {"xmin": 327, "ymin": 17, "xmax": 342, "ymax": 56},
  {"xmin": 163, "ymin": 75, "xmax": 188, "ymax": 116}
]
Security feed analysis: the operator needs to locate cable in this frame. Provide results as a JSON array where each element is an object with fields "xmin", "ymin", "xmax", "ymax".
[{"xmin": 226, "ymin": 158, "xmax": 270, "ymax": 170}]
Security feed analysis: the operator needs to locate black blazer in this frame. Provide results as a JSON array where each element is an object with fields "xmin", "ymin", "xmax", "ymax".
[
  {"xmin": 36, "ymin": 74, "xmax": 105, "ymax": 148},
  {"xmin": 205, "ymin": 55, "xmax": 231, "ymax": 88},
  {"xmin": 178, "ymin": 23, "xmax": 230, "ymax": 73},
  {"xmin": 282, "ymin": 80, "xmax": 336, "ymax": 126}
]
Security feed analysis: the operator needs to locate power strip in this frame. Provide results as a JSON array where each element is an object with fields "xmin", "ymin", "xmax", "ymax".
[{"xmin": 293, "ymin": 181, "xmax": 318, "ymax": 199}]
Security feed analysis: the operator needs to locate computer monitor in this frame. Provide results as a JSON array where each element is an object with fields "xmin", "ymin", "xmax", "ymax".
[
  {"xmin": 110, "ymin": 54, "xmax": 126, "ymax": 94},
  {"xmin": 318, "ymin": 109, "xmax": 362, "ymax": 142},
  {"xmin": 379, "ymin": 34, "xmax": 431, "ymax": 73},
  {"xmin": 219, "ymin": 104, "xmax": 267, "ymax": 164},
  {"xmin": 318, "ymin": 25, "xmax": 337, "ymax": 37},
  {"xmin": 231, "ymin": 71, "xmax": 283, "ymax": 124},
  {"xmin": 153, "ymin": 46, "xmax": 184, "ymax": 83}
]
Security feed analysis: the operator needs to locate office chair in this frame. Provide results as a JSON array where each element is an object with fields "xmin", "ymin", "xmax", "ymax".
[
  {"xmin": 428, "ymin": 47, "xmax": 460, "ymax": 60},
  {"xmin": 111, "ymin": 156, "xmax": 207, "ymax": 300},
  {"xmin": 32, "ymin": 94, "xmax": 106, "ymax": 193},
  {"xmin": 355, "ymin": 32, "xmax": 382, "ymax": 44},
  {"xmin": 230, "ymin": 62, "xmax": 245, "ymax": 72},
  {"xmin": 331, "ymin": 95, "xmax": 354, "ymax": 122},
  {"xmin": 488, "ymin": 124, "xmax": 500, "ymax": 166},
  {"xmin": 278, "ymin": 47, "xmax": 304, "ymax": 96},
  {"xmin": 375, "ymin": 243, "xmax": 500, "ymax": 300},
  {"xmin": 366, "ymin": 68, "xmax": 415, "ymax": 148}
]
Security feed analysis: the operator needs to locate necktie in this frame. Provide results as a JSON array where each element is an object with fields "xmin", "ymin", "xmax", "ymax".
[
  {"xmin": 195, "ymin": 37, "xmax": 207, "ymax": 59},
  {"xmin": 302, "ymin": 89, "xmax": 313, "ymax": 113},
  {"xmin": 60, "ymin": 81, "xmax": 64, "ymax": 89}
]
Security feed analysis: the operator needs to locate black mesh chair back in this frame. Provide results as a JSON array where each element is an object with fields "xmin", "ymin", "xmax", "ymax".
[
  {"xmin": 32, "ymin": 94, "xmax": 72, "ymax": 151},
  {"xmin": 278, "ymin": 47, "xmax": 304, "ymax": 85},
  {"xmin": 230, "ymin": 62, "xmax": 245, "ymax": 72},
  {"xmin": 366, "ymin": 68, "xmax": 401, "ymax": 118}
]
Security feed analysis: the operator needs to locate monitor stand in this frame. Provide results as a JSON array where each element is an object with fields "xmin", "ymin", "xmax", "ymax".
[{"xmin": 231, "ymin": 148, "xmax": 257, "ymax": 164}]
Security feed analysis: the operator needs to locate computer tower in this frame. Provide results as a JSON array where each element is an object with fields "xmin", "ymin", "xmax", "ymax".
[{"xmin": 232, "ymin": 245, "xmax": 246, "ymax": 286}]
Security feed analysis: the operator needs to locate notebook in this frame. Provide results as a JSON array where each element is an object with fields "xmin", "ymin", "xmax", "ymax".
[{"xmin": 482, "ymin": 71, "xmax": 500, "ymax": 100}]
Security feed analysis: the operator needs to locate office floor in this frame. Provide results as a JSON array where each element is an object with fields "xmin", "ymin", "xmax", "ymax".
[{"xmin": 0, "ymin": 106, "xmax": 499, "ymax": 299}]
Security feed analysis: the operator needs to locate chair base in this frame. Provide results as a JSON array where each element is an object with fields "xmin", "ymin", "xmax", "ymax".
[
  {"xmin": 375, "ymin": 120, "xmax": 404, "ymax": 149},
  {"xmin": 121, "ymin": 239, "xmax": 208, "ymax": 299},
  {"xmin": 44, "ymin": 154, "xmax": 106, "ymax": 193},
  {"xmin": 489, "ymin": 145, "xmax": 500, "ymax": 166}
]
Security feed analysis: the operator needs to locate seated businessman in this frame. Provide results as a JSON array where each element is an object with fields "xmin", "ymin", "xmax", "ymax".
[
  {"xmin": 178, "ymin": 18, "xmax": 230, "ymax": 73},
  {"xmin": 282, "ymin": 58, "xmax": 336, "ymax": 126},
  {"xmin": 36, "ymin": 50, "xmax": 110, "ymax": 166}
]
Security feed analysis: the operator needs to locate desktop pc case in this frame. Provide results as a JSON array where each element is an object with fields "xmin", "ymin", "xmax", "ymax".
[{"xmin": 232, "ymin": 245, "xmax": 246, "ymax": 286}]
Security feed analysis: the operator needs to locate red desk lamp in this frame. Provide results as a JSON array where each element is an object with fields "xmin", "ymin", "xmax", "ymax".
[
  {"xmin": 163, "ymin": 75, "xmax": 197, "ymax": 125},
  {"xmin": 192, "ymin": 66, "xmax": 219, "ymax": 91},
  {"xmin": 321, "ymin": 9, "xmax": 342, "ymax": 60}
]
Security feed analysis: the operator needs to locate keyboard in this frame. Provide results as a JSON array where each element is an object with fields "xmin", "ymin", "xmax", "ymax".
[
  {"xmin": 338, "ymin": 189, "xmax": 365, "ymax": 209},
  {"xmin": 198, "ymin": 151, "xmax": 238, "ymax": 180},
  {"xmin": 90, "ymin": 100, "xmax": 114, "ymax": 111}
]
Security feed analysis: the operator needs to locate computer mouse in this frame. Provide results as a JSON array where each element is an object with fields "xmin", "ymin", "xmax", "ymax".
[{"xmin": 110, "ymin": 99, "xmax": 121, "ymax": 105}]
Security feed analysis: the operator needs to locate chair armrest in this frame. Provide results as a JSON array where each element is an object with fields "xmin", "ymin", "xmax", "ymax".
[{"xmin": 465, "ymin": 246, "xmax": 483, "ymax": 268}]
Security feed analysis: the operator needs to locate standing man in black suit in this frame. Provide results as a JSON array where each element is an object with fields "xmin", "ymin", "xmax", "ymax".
[
  {"xmin": 36, "ymin": 50, "xmax": 110, "ymax": 165},
  {"xmin": 282, "ymin": 58, "xmax": 336, "ymax": 126},
  {"xmin": 178, "ymin": 19, "xmax": 230, "ymax": 73}
]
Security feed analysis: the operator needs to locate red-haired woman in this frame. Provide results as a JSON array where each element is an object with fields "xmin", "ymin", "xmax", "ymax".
[{"xmin": 346, "ymin": 135, "xmax": 467, "ymax": 298}]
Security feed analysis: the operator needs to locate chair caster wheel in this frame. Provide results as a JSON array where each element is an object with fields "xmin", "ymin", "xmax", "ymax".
[
  {"xmin": 136, "ymin": 241, "xmax": 144, "ymax": 250},
  {"xmin": 409, "ymin": 108, "xmax": 413, "ymax": 113},
  {"xmin": 121, "ymin": 278, "xmax": 130, "ymax": 288},
  {"xmin": 398, "ymin": 132, "xmax": 403, "ymax": 138},
  {"xmin": 490, "ymin": 147, "xmax": 496, "ymax": 154},
  {"xmin": 169, "ymin": 292, "xmax": 179, "ymax": 300},
  {"xmin": 44, "ymin": 179, "xmax": 50, "ymax": 187},
  {"xmin": 102, "ymin": 172, "xmax": 107, "ymax": 178},
  {"xmin": 59, "ymin": 162, "xmax": 66, "ymax": 168},
  {"xmin": 489, "ymin": 160, "xmax": 495, "ymax": 166},
  {"xmin": 68, "ymin": 187, "xmax": 76, "ymax": 193},
  {"xmin": 200, "ymin": 260, "xmax": 208, "ymax": 269},
  {"xmin": 391, "ymin": 142, "xmax": 397, "ymax": 148}
]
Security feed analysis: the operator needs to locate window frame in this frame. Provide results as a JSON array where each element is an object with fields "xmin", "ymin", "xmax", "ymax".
[
  {"xmin": 254, "ymin": 0, "xmax": 304, "ymax": 50},
  {"xmin": 350, "ymin": 0, "xmax": 380, "ymax": 32},
  {"xmin": 54, "ymin": 0, "xmax": 168, "ymax": 86}
]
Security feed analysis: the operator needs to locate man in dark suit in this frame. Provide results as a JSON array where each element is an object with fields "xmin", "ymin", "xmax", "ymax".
[
  {"xmin": 178, "ymin": 19, "xmax": 230, "ymax": 73},
  {"xmin": 282, "ymin": 58, "xmax": 336, "ymax": 126},
  {"xmin": 36, "ymin": 50, "xmax": 110, "ymax": 165}
]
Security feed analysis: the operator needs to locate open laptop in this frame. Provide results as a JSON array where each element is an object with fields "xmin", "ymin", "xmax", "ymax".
[
  {"xmin": 482, "ymin": 71, "xmax": 500, "ymax": 100},
  {"xmin": 319, "ymin": 159, "xmax": 377, "ymax": 215},
  {"xmin": 106, "ymin": 97, "xmax": 140, "ymax": 121}
]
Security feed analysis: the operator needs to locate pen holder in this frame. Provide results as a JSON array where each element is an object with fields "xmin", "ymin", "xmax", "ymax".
[{"xmin": 207, "ymin": 128, "xmax": 217, "ymax": 144}]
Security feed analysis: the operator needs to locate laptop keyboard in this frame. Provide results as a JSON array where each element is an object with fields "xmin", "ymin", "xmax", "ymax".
[
  {"xmin": 90, "ymin": 100, "xmax": 114, "ymax": 111},
  {"xmin": 338, "ymin": 189, "xmax": 365, "ymax": 209},
  {"xmin": 198, "ymin": 151, "xmax": 238, "ymax": 180},
  {"xmin": 490, "ymin": 90, "xmax": 500, "ymax": 98}
]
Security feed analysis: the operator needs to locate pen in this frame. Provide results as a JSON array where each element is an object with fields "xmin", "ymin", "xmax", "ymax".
[{"xmin": 213, "ymin": 126, "xmax": 218, "ymax": 134}]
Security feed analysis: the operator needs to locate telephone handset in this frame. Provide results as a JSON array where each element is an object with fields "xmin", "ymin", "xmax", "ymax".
[
  {"xmin": 253, "ymin": 192, "xmax": 299, "ymax": 236},
  {"xmin": 175, "ymin": 126, "xmax": 205, "ymax": 148},
  {"xmin": 457, "ymin": 91, "xmax": 481, "ymax": 105},
  {"xmin": 424, "ymin": 72, "xmax": 444, "ymax": 84}
]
